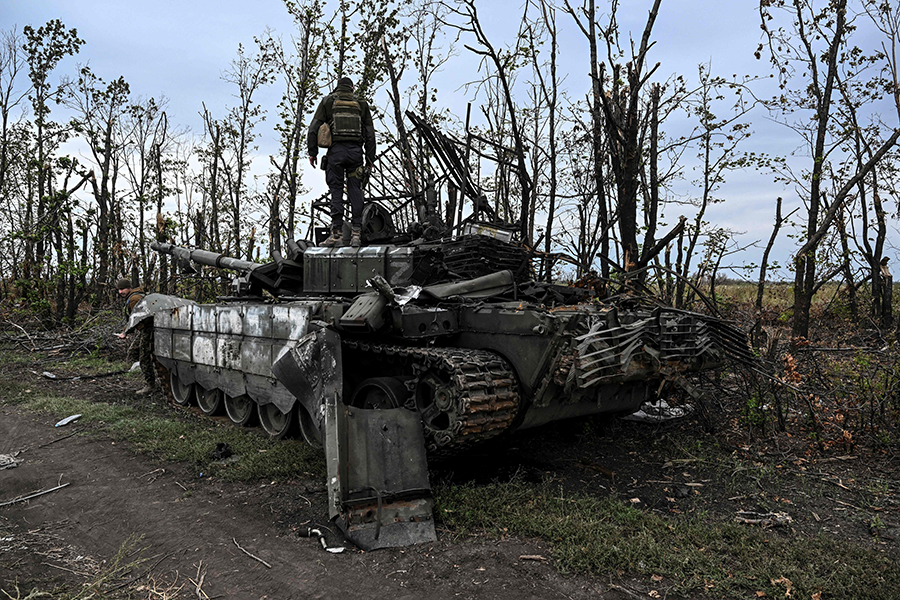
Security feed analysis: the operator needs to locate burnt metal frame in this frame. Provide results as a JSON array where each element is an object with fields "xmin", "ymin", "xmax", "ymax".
[{"xmin": 306, "ymin": 112, "xmax": 525, "ymax": 241}]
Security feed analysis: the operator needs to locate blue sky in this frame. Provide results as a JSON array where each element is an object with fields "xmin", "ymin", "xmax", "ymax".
[{"xmin": 3, "ymin": 0, "xmax": 897, "ymax": 278}]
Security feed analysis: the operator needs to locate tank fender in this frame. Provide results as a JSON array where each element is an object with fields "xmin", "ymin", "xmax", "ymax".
[
  {"xmin": 324, "ymin": 394, "xmax": 436, "ymax": 550},
  {"xmin": 127, "ymin": 293, "xmax": 196, "ymax": 333},
  {"xmin": 419, "ymin": 269, "xmax": 515, "ymax": 299},
  {"xmin": 272, "ymin": 327, "xmax": 343, "ymax": 436}
]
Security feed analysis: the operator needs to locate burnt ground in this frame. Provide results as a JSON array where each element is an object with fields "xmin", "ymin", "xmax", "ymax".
[{"xmin": 2, "ymin": 341, "xmax": 900, "ymax": 599}]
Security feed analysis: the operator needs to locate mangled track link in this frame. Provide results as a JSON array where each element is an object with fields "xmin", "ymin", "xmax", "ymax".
[{"xmin": 345, "ymin": 340, "xmax": 520, "ymax": 452}]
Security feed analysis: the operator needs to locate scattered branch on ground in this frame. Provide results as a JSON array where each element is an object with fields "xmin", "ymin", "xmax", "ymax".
[{"xmin": 232, "ymin": 537, "xmax": 272, "ymax": 569}]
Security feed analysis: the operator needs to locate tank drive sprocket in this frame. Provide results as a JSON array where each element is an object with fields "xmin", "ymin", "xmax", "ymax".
[{"xmin": 344, "ymin": 341, "xmax": 520, "ymax": 452}]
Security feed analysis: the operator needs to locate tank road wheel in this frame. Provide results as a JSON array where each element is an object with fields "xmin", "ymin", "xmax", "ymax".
[
  {"xmin": 169, "ymin": 372, "xmax": 195, "ymax": 407},
  {"xmin": 258, "ymin": 403, "xmax": 294, "ymax": 439},
  {"xmin": 297, "ymin": 405, "xmax": 322, "ymax": 447},
  {"xmin": 349, "ymin": 377, "xmax": 409, "ymax": 410},
  {"xmin": 224, "ymin": 394, "xmax": 256, "ymax": 427},
  {"xmin": 197, "ymin": 386, "xmax": 223, "ymax": 416}
]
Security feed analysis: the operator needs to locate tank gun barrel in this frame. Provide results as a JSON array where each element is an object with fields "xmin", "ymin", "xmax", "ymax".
[{"xmin": 151, "ymin": 241, "xmax": 260, "ymax": 273}]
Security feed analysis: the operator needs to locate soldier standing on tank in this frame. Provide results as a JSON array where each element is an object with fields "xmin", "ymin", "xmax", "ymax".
[
  {"xmin": 307, "ymin": 77, "xmax": 376, "ymax": 248},
  {"xmin": 115, "ymin": 278, "xmax": 157, "ymax": 396}
]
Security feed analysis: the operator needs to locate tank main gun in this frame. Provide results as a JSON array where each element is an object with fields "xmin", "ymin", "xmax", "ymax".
[
  {"xmin": 151, "ymin": 240, "xmax": 304, "ymax": 297},
  {"xmin": 151, "ymin": 241, "xmax": 261, "ymax": 273}
]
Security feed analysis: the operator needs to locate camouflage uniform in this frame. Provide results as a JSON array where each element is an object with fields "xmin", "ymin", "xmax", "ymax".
[
  {"xmin": 123, "ymin": 288, "xmax": 156, "ymax": 392},
  {"xmin": 135, "ymin": 322, "xmax": 155, "ymax": 389}
]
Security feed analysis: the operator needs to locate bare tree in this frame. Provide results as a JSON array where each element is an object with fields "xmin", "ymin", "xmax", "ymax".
[
  {"xmin": 758, "ymin": 0, "xmax": 900, "ymax": 339},
  {"xmin": 334, "ymin": 1, "xmax": 358, "ymax": 80},
  {"xmin": 45, "ymin": 157, "xmax": 91, "ymax": 322},
  {"xmin": 563, "ymin": 0, "xmax": 611, "ymax": 277},
  {"xmin": 409, "ymin": 0, "xmax": 455, "ymax": 123},
  {"xmin": 327, "ymin": 0, "xmax": 403, "ymax": 98},
  {"xmin": 267, "ymin": 1, "xmax": 330, "ymax": 248},
  {"xmin": 675, "ymin": 64, "xmax": 755, "ymax": 307},
  {"xmin": 858, "ymin": 0, "xmax": 900, "ymax": 325},
  {"xmin": 199, "ymin": 104, "xmax": 225, "ymax": 253},
  {"xmin": 121, "ymin": 95, "xmax": 175, "ymax": 286},
  {"xmin": 593, "ymin": 0, "xmax": 663, "ymax": 273},
  {"xmin": 65, "ymin": 66, "xmax": 130, "ymax": 291},
  {"xmin": 525, "ymin": 0, "xmax": 561, "ymax": 280},
  {"xmin": 220, "ymin": 42, "xmax": 275, "ymax": 259},
  {"xmin": 0, "ymin": 28, "xmax": 29, "ymax": 198},
  {"xmin": 381, "ymin": 35, "xmax": 420, "ymax": 203},
  {"xmin": 0, "ymin": 28, "xmax": 32, "ymax": 294},
  {"xmin": 407, "ymin": 0, "xmax": 456, "ymax": 221},
  {"xmin": 754, "ymin": 197, "xmax": 791, "ymax": 346},
  {"xmin": 442, "ymin": 0, "xmax": 534, "ymax": 243},
  {"xmin": 555, "ymin": 110, "xmax": 614, "ymax": 278}
]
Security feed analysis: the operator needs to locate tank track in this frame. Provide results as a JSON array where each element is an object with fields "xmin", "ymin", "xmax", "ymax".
[{"xmin": 345, "ymin": 340, "xmax": 520, "ymax": 452}]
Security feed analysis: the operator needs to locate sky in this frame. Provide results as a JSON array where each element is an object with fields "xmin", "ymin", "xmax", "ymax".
[{"xmin": 2, "ymin": 0, "xmax": 897, "ymax": 280}]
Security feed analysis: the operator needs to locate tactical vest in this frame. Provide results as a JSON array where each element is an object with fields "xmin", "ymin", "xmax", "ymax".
[
  {"xmin": 330, "ymin": 92, "xmax": 363, "ymax": 142},
  {"xmin": 124, "ymin": 289, "xmax": 145, "ymax": 316}
]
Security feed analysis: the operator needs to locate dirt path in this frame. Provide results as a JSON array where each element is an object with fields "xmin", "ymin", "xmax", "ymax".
[{"xmin": 1, "ymin": 406, "xmax": 615, "ymax": 599}]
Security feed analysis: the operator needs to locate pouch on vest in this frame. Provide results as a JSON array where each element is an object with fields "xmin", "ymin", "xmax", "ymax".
[
  {"xmin": 317, "ymin": 122, "xmax": 332, "ymax": 148},
  {"xmin": 331, "ymin": 95, "xmax": 362, "ymax": 142}
]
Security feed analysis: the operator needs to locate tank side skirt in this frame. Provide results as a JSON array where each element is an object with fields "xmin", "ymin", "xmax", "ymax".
[{"xmin": 153, "ymin": 302, "xmax": 316, "ymax": 415}]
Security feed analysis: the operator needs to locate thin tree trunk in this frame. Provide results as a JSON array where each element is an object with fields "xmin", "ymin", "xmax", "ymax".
[{"xmin": 754, "ymin": 197, "xmax": 785, "ymax": 346}]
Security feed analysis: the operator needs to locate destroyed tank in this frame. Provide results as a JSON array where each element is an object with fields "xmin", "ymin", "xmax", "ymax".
[{"xmin": 132, "ymin": 112, "xmax": 755, "ymax": 551}]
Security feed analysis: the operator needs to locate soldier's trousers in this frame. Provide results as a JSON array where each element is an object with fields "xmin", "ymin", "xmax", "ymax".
[
  {"xmin": 137, "ymin": 324, "xmax": 156, "ymax": 388},
  {"xmin": 325, "ymin": 141, "xmax": 364, "ymax": 231}
]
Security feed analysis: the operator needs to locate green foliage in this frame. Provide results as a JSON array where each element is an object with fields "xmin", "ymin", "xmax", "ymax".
[
  {"xmin": 742, "ymin": 392, "xmax": 767, "ymax": 430},
  {"xmin": 23, "ymin": 19, "xmax": 85, "ymax": 123}
]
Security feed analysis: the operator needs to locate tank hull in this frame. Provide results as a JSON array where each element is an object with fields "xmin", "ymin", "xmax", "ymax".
[{"xmin": 150, "ymin": 292, "xmax": 740, "ymax": 449}]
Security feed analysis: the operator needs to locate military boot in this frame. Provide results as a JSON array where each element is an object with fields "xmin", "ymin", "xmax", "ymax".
[
  {"xmin": 350, "ymin": 226, "xmax": 361, "ymax": 248},
  {"xmin": 322, "ymin": 230, "xmax": 343, "ymax": 248},
  {"xmin": 136, "ymin": 384, "xmax": 157, "ymax": 396}
]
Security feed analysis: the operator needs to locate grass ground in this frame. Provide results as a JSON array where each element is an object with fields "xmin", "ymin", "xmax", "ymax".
[
  {"xmin": 436, "ymin": 480, "xmax": 895, "ymax": 598},
  {"xmin": 2, "ymin": 378, "xmax": 324, "ymax": 483}
]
